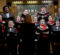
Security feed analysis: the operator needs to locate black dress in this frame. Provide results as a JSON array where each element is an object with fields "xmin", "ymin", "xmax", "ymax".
[
  {"xmin": 19, "ymin": 23, "xmax": 35, "ymax": 55},
  {"xmin": 36, "ymin": 25, "xmax": 50, "ymax": 55}
]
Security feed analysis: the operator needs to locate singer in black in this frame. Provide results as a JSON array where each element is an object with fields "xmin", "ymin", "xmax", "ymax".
[
  {"xmin": 51, "ymin": 20, "xmax": 60, "ymax": 55},
  {"xmin": 36, "ymin": 19, "xmax": 50, "ymax": 55},
  {"xmin": 2, "ymin": 6, "xmax": 15, "ymax": 22},
  {"xmin": 6, "ymin": 20, "xmax": 18, "ymax": 55},
  {"xmin": 37, "ymin": 6, "xmax": 51, "ymax": 25}
]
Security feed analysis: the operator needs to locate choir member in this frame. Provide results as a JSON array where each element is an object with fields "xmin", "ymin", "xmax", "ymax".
[
  {"xmin": 37, "ymin": 6, "xmax": 51, "ymax": 23},
  {"xmin": 0, "ymin": 15, "xmax": 5, "ymax": 44},
  {"xmin": 21, "ymin": 9, "xmax": 29, "ymax": 23},
  {"xmin": 33, "ymin": 16, "xmax": 38, "ymax": 26},
  {"xmin": 15, "ymin": 16, "xmax": 24, "ymax": 55},
  {"xmin": 2, "ymin": 5, "xmax": 15, "ymax": 22},
  {"xmin": 6, "ymin": 20, "xmax": 18, "ymax": 55},
  {"xmin": 0, "ymin": 15, "xmax": 6, "ymax": 55},
  {"xmin": 15, "ymin": 16, "xmax": 22, "ymax": 39},
  {"xmin": 47, "ymin": 16, "xmax": 54, "ymax": 36},
  {"xmin": 51, "ymin": 20, "xmax": 60, "ymax": 55},
  {"xmin": 33, "ymin": 16, "xmax": 41, "ymax": 55},
  {"xmin": 36, "ymin": 19, "xmax": 50, "ymax": 55},
  {"xmin": 55, "ymin": 8, "xmax": 60, "ymax": 21},
  {"xmin": 48, "ymin": 16, "xmax": 54, "ymax": 26},
  {"xmin": 15, "ymin": 16, "xmax": 21, "ymax": 29}
]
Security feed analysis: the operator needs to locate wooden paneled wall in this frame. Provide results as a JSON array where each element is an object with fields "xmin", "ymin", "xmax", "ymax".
[{"xmin": 0, "ymin": 0, "xmax": 6, "ymax": 13}]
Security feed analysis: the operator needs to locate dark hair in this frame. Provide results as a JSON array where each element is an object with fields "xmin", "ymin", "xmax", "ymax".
[
  {"xmin": 41, "ymin": 6, "xmax": 46, "ymax": 8},
  {"xmin": 3, "ymin": 5, "xmax": 9, "ymax": 12}
]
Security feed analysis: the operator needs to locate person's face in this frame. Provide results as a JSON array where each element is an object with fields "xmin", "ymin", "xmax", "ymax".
[
  {"xmin": 0, "ymin": 15, "xmax": 2, "ymax": 20},
  {"xmin": 48, "ymin": 16, "xmax": 52, "ymax": 21},
  {"xmin": 5, "ymin": 7, "xmax": 9, "ymax": 13},
  {"xmin": 40, "ymin": 19, "xmax": 45, "ymax": 25},
  {"xmin": 41, "ymin": 7, "xmax": 46, "ymax": 13},
  {"xmin": 34, "ymin": 17, "xmax": 37, "ymax": 22},
  {"xmin": 58, "ymin": 8, "xmax": 60, "ymax": 14},
  {"xmin": 23, "ymin": 10, "xmax": 29, "ymax": 15},
  {"xmin": 56, "ymin": 20, "xmax": 60, "ymax": 26},
  {"xmin": 16, "ymin": 16, "xmax": 20, "ymax": 22},
  {"xmin": 8, "ymin": 21, "xmax": 14, "ymax": 27}
]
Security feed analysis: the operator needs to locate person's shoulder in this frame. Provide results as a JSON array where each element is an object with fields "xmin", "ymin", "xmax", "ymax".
[
  {"xmin": 46, "ymin": 12, "xmax": 51, "ymax": 15},
  {"xmin": 55, "ymin": 13, "xmax": 58, "ymax": 16},
  {"xmin": 52, "ymin": 25, "xmax": 56, "ymax": 28},
  {"xmin": 10, "ymin": 13, "xmax": 14, "ymax": 15},
  {"xmin": 21, "ymin": 14, "xmax": 25, "ymax": 17},
  {"xmin": 1, "ymin": 13, "xmax": 5, "ymax": 15},
  {"xmin": 37, "ymin": 12, "xmax": 42, "ymax": 15}
]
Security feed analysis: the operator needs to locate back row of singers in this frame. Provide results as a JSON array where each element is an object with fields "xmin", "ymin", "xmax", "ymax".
[{"xmin": 1, "ymin": 5, "xmax": 60, "ymax": 23}]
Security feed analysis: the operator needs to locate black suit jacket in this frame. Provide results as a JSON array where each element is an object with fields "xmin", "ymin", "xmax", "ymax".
[{"xmin": 2, "ymin": 13, "xmax": 15, "ymax": 21}]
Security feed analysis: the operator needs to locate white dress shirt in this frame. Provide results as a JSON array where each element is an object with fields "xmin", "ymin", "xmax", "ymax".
[{"xmin": 6, "ymin": 13, "xmax": 10, "ymax": 18}]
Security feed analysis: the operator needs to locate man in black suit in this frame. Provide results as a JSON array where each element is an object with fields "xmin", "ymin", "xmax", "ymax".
[{"xmin": 2, "ymin": 6, "xmax": 15, "ymax": 22}]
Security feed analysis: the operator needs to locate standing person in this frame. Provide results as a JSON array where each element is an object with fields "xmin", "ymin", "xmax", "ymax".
[
  {"xmin": 6, "ymin": 20, "xmax": 18, "ymax": 55},
  {"xmin": 0, "ymin": 15, "xmax": 4, "ymax": 55},
  {"xmin": 36, "ymin": 19, "xmax": 50, "ymax": 55},
  {"xmin": 37, "ymin": 6, "xmax": 51, "ymax": 24},
  {"xmin": 0, "ymin": 15, "xmax": 5, "ymax": 46},
  {"xmin": 33, "ymin": 16, "xmax": 38, "ymax": 26},
  {"xmin": 2, "ymin": 5, "xmax": 15, "ymax": 22},
  {"xmin": 21, "ymin": 9, "xmax": 29, "ymax": 23},
  {"xmin": 55, "ymin": 8, "xmax": 60, "ymax": 21},
  {"xmin": 33, "ymin": 16, "xmax": 40, "ymax": 55},
  {"xmin": 20, "ymin": 14, "xmax": 35, "ymax": 55},
  {"xmin": 48, "ymin": 16, "xmax": 54, "ymax": 25},
  {"xmin": 15, "ymin": 16, "xmax": 24, "ymax": 55},
  {"xmin": 51, "ymin": 20, "xmax": 60, "ymax": 55},
  {"xmin": 0, "ymin": 15, "xmax": 7, "ymax": 55}
]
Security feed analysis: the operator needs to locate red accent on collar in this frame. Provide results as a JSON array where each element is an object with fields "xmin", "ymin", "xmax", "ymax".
[
  {"xmin": 16, "ymin": 29, "xmax": 18, "ymax": 33},
  {"xmin": 0, "ymin": 20, "xmax": 3, "ymax": 22},
  {"xmin": 2, "ymin": 26, "xmax": 4, "ymax": 32},
  {"xmin": 48, "ymin": 21, "xmax": 54, "ymax": 25},
  {"xmin": 41, "ymin": 25, "xmax": 47, "ymax": 30},
  {"xmin": 42, "ymin": 34, "xmax": 47, "ymax": 38}
]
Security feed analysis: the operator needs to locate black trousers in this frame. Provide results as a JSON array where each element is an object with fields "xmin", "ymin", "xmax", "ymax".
[
  {"xmin": 52, "ymin": 35, "xmax": 60, "ymax": 55},
  {"xmin": 0, "ymin": 33, "xmax": 4, "ymax": 55},
  {"xmin": 7, "ymin": 36, "xmax": 17, "ymax": 55},
  {"xmin": 38, "ymin": 38, "xmax": 50, "ymax": 55}
]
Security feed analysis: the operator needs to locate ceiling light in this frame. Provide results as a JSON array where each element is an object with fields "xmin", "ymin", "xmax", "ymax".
[{"xmin": 12, "ymin": 1, "xmax": 23, "ymax": 4}]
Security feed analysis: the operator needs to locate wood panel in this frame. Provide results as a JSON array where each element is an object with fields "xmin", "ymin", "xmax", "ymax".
[{"xmin": 0, "ymin": 0, "xmax": 6, "ymax": 13}]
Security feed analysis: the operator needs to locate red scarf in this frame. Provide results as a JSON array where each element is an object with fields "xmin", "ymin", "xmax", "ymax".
[
  {"xmin": 2, "ymin": 26, "xmax": 4, "ymax": 32},
  {"xmin": 41, "ymin": 24, "xmax": 47, "ymax": 38},
  {"xmin": 0, "ymin": 20, "xmax": 3, "ymax": 22},
  {"xmin": 41, "ymin": 24, "xmax": 47, "ymax": 30},
  {"xmin": 48, "ymin": 21, "xmax": 54, "ymax": 25},
  {"xmin": 16, "ymin": 29, "xmax": 18, "ymax": 33}
]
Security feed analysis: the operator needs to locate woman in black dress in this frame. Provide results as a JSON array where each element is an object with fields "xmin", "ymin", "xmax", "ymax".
[{"xmin": 36, "ymin": 19, "xmax": 50, "ymax": 55}]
